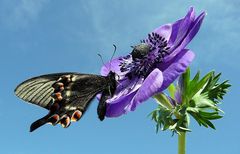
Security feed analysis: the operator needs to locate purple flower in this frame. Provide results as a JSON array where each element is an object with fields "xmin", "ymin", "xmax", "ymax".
[{"xmin": 101, "ymin": 7, "xmax": 205, "ymax": 117}]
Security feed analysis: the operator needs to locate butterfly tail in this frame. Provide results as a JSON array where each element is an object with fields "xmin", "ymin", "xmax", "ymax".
[
  {"xmin": 30, "ymin": 115, "xmax": 49, "ymax": 132},
  {"xmin": 30, "ymin": 113, "xmax": 60, "ymax": 132}
]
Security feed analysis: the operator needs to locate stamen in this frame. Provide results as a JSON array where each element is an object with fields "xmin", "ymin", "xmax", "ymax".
[{"xmin": 119, "ymin": 32, "xmax": 170, "ymax": 79}]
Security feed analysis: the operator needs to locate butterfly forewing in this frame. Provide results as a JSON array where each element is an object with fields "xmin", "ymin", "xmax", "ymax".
[{"xmin": 15, "ymin": 73, "xmax": 59, "ymax": 109}]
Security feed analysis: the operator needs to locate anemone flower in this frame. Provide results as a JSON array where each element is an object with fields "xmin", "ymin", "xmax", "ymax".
[{"xmin": 101, "ymin": 7, "xmax": 206, "ymax": 117}]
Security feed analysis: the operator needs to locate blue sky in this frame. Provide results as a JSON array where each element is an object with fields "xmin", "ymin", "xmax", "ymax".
[{"xmin": 0, "ymin": 0, "xmax": 239, "ymax": 154}]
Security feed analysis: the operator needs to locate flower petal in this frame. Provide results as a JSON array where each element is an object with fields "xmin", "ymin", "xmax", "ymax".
[
  {"xmin": 105, "ymin": 69, "xmax": 163, "ymax": 117},
  {"xmin": 153, "ymin": 24, "xmax": 172, "ymax": 42},
  {"xmin": 105, "ymin": 91, "xmax": 137, "ymax": 117},
  {"xmin": 159, "ymin": 49, "xmax": 195, "ymax": 91},
  {"xmin": 166, "ymin": 11, "xmax": 205, "ymax": 62},
  {"xmin": 170, "ymin": 7, "xmax": 195, "ymax": 49},
  {"xmin": 125, "ymin": 68, "xmax": 163, "ymax": 111},
  {"xmin": 105, "ymin": 77, "xmax": 144, "ymax": 117},
  {"xmin": 152, "ymin": 7, "xmax": 195, "ymax": 47},
  {"xmin": 178, "ymin": 11, "xmax": 206, "ymax": 51},
  {"xmin": 174, "ymin": 87, "xmax": 182, "ymax": 104},
  {"xmin": 100, "ymin": 57, "xmax": 124, "ymax": 76}
]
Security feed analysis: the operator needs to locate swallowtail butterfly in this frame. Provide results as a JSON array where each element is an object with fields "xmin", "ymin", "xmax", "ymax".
[{"xmin": 15, "ymin": 71, "xmax": 116, "ymax": 132}]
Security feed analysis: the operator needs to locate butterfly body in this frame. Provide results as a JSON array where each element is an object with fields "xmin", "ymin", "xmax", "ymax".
[{"xmin": 15, "ymin": 71, "xmax": 116, "ymax": 132}]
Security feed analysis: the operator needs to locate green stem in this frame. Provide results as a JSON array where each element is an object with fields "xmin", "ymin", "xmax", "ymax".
[
  {"xmin": 154, "ymin": 93, "xmax": 186, "ymax": 154},
  {"xmin": 178, "ymin": 131, "xmax": 186, "ymax": 154},
  {"xmin": 153, "ymin": 93, "xmax": 181, "ymax": 118}
]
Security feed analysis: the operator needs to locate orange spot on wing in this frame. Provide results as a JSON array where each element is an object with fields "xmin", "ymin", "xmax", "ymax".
[
  {"xmin": 54, "ymin": 92, "xmax": 63, "ymax": 101},
  {"xmin": 71, "ymin": 110, "xmax": 82, "ymax": 122},
  {"xmin": 60, "ymin": 116, "xmax": 71, "ymax": 128},
  {"xmin": 48, "ymin": 114, "xmax": 59, "ymax": 125}
]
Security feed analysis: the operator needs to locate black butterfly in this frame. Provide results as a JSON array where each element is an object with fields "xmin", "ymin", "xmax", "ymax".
[{"xmin": 15, "ymin": 71, "xmax": 116, "ymax": 132}]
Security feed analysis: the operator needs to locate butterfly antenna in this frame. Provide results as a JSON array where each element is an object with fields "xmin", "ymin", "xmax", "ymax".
[
  {"xmin": 109, "ymin": 44, "xmax": 117, "ymax": 71},
  {"xmin": 97, "ymin": 53, "xmax": 106, "ymax": 68},
  {"xmin": 111, "ymin": 44, "xmax": 117, "ymax": 61}
]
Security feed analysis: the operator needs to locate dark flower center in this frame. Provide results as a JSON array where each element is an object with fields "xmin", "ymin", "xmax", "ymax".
[
  {"xmin": 131, "ymin": 43, "xmax": 151, "ymax": 60},
  {"xmin": 119, "ymin": 32, "xmax": 170, "ymax": 79}
]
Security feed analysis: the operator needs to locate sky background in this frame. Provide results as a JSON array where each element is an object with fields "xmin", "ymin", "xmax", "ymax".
[{"xmin": 0, "ymin": 0, "xmax": 239, "ymax": 154}]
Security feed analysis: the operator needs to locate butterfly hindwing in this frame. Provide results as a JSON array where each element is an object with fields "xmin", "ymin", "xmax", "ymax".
[{"xmin": 15, "ymin": 72, "xmax": 109, "ymax": 132}]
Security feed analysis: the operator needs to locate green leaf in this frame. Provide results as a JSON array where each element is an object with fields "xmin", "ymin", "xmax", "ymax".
[
  {"xmin": 168, "ymin": 83, "xmax": 176, "ymax": 99},
  {"xmin": 185, "ymin": 113, "xmax": 190, "ymax": 127},
  {"xmin": 188, "ymin": 71, "xmax": 213, "ymax": 99},
  {"xmin": 150, "ymin": 69, "xmax": 230, "ymax": 134},
  {"xmin": 181, "ymin": 68, "xmax": 191, "ymax": 99},
  {"xmin": 208, "ymin": 80, "xmax": 231, "ymax": 102},
  {"xmin": 190, "ymin": 70, "xmax": 200, "ymax": 87},
  {"xmin": 188, "ymin": 110, "xmax": 217, "ymax": 129},
  {"xmin": 154, "ymin": 93, "xmax": 173, "ymax": 110},
  {"xmin": 198, "ymin": 118, "xmax": 209, "ymax": 128},
  {"xmin": 204, "ymin": 115, "xmax": 223, "ymax": 120},
  {"xmin": 186, "ymin": 107, "xmax": 199, "ymax": 113},
  {"xmin": 201, "ymin": 72, "xmax": 231, "ymax": 103},
  {"xmin": 192, "ymin": 93, "xmax": 217, "ymax": 109},
  {"xmin": 202, "ymin": 73, "xmax": 221, "ymax": 93},
  {"xmin": 202, "ymin": 118, "xmax": 216, "ymax": 129},
  {"xmin": 199, "ymin": 110, "xmax": 223, "ymax": 120},
  {"xmin": 156, "ymin": 124, "xmax": 160, "ymax": 133},
  {"xmin": 189, "ymin": 112, "xmax": 203, "ymax": 126},
  {"xmin": 179, "ymin": 126, "xmax": 191, "ymax": 132},
  {"xmin": 169, "ymin": 122, "xmax": 178, "ymax": 130}
]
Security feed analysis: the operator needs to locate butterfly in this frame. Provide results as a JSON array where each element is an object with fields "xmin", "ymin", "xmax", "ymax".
[{"xmin": 15, "ymin": 71, "xmax": 116, "ymax": 132}]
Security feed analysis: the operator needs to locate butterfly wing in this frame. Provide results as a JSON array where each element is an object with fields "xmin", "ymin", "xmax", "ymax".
[
  {"xmin": 15, "ymin": 73, "xmax": 67, "ymax": 109},
  {"xmin": 15, "ymin": 72, "xmax": 108, "ymax": 132}
]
